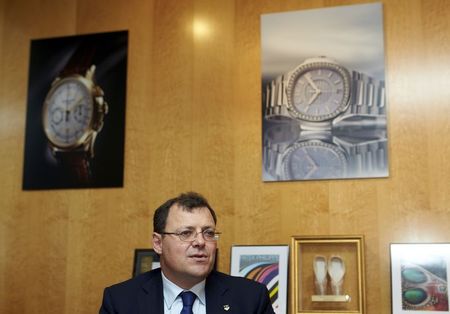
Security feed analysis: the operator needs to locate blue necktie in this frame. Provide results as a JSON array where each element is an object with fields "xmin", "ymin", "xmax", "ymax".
[{"xmin": 180, "ymin": 291, "xmax": 196, "ymax": 314}]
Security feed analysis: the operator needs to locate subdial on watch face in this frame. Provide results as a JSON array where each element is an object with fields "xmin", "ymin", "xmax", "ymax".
[
  {"xmin": 43, "ymin": 78, "xmax": 93, "ymax": 147},
  {"xmin": 73, "ymin": 103, "xmax": 89, "ymax": 123},
  {"xmin": 288, "ymin": 63, "xmax": 350, "ymax": 121},
  {"xmin": 282, "ymin": 141, "xmax": 347, "ymax": 180},
  {"xmin": 50, "ymin": 108, "xmax": 64, "ymax": 125}
]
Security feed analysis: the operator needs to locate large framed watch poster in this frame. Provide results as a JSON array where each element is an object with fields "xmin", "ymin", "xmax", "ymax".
[
  {"xmin": 261, "ymin": 3, "xmax": 389, "ymax": 182},
  {"xmin": 22, "ymin": 31, "xmax": 128, "ymax": 189}
]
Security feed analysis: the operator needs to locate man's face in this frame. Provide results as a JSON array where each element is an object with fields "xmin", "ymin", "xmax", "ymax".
[{"xmin": 153, "ymin": 205, "xmax": 217, "ymax": 289}]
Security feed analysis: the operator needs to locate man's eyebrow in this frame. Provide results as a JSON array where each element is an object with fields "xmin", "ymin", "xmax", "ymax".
[
  {"xmin": 177, "ymin": 226, "xmax": 195, "ymax": 230},
  {"xmin": 177, "ymin": 225, "xmax": 215, "ymax": 230}
]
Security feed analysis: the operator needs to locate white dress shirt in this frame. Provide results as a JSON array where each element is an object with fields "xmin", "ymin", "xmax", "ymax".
[{"xmin": 161, "ymin": 271, "xmax": 206, "ymax": 314}]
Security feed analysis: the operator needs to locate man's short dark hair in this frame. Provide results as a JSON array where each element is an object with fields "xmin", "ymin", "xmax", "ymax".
[{"xmin": 153, "ymin": 192, "xmax": 217, "ymax": 233}]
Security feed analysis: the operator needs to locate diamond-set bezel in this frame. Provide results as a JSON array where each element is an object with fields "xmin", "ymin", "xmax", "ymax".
[
  {"xmin": 281, "ymin": 140, "xmax": 348, "ymax": 180},
  {"xmin": 286, "ymin": 61, "xmax": 351, "ymax": 122}
]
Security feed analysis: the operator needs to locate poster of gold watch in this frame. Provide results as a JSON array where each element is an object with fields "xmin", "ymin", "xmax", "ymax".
[
  {"xmin": 261, "ymin": 3, "xmax": 389, "ymax": 181},
  {"xmin": 22, "ymin": 31, "xmax": 128, "ymax": 189}
]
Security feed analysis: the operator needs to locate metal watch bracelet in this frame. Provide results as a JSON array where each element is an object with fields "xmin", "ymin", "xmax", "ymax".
[
  {"xmin": 263, "ymin": 70, "xmax": 386, "ymax": 122},
  {"xmin": 263, "ymin": 133, "xmax": 388, "ymax": 180}
]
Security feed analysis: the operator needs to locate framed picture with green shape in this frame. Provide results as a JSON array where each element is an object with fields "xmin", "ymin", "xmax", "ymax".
[
  {"xmin": 230, "ymin": 245, "xmax": 289, "ymax": 314},
  {"xmin": 390, "ymin": 243, "xmax": 450, "ymax": 314}
]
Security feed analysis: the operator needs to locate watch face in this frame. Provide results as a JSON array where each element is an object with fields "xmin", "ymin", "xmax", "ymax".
[
  {"xmin": 42, "ymin": 76, "xmax": 94, "ymax": 148},
  {"xmin": 286, "ymin": 61, "xmax": 351, "ymax": 122},
  {"xmin": 281, "ymin": 140, "xmax": 347, "ymax": 180}
]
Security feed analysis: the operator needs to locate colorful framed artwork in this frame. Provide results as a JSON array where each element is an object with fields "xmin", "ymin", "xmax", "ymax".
[
  {"xmin": 390, "ymin": 243, "xmax": 450, "ymax": 314},
  {"xmin": 230, "ymin": 245, "xmax": 289, "ymax": 314},
  {"xmin": 291, "ymin": 235, "xmax": 365, "ymax": 314}
]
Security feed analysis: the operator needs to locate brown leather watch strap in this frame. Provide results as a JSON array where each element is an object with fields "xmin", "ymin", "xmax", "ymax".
[{"xmin": 55, "ymin": 151, "xmax": 92, "ymax": 185}]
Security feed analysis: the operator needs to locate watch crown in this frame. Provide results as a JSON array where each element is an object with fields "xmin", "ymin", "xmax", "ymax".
[
  {"xmin": 103, "ymin": 101, "xmax": 109, "ymax": 115},
  {"xmin": 94, "ymin": 85, "xmax": 104, "ymax": 96}
]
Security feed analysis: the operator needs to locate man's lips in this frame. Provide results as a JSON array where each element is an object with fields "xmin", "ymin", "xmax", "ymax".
[{"xmin": 188, "ymin": 253, "xmax": 209, "ymax": 261}]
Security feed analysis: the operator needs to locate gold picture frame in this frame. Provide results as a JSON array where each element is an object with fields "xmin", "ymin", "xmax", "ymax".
[{"xmin": 290, "ymin": 235, "xmax": 366, "ymax": 314}]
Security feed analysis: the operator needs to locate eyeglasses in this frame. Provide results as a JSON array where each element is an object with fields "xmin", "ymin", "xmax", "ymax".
[{"xmin": 160, "ymin": 229, "xmax": 221, "ymax": 242}]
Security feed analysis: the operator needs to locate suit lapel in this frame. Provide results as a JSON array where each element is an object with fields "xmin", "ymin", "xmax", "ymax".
[
  {"xmin": 136, "ymin": 270, "xmax": 234, "ymax": 314},
  {"xmin": 205, "ymin": 272, "xmax": 230, "ymax": 314},
  {"xmin": 138, "ymin": 269, "xmax": 164, "ymax": 314}
]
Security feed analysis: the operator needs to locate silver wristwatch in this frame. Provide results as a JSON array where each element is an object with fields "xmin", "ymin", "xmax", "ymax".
[
  {"xmin": 263, "ymin": 123, "xmax": 388, "ymax": 181},
  {"xmin": 263, "ymin": 56, "xmax": 386, "ymax": 130}
]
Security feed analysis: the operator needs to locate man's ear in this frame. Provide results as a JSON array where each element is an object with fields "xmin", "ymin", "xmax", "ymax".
[{"xmin": 152, "ymin": 232, "xmax": 163, "ymax": 254}]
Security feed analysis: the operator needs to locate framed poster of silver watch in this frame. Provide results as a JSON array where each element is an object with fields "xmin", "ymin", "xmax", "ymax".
[{"xmin": 261, "ymin": 3, "xmax": 389, "ymax": 181}]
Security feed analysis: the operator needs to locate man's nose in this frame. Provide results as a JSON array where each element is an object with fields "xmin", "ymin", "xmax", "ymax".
[{"xmin": 191, "ymin": 231, "xmax": 206, "ymax": 246}]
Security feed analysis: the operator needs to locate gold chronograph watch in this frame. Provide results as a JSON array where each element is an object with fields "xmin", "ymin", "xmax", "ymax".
[
  {"xmin": 42, "ymin": 42, "xmax": 108, "ymax": 184},
  {"xmin": 263, "ymin": 56, "xmax": 386, "ymax": 130}
]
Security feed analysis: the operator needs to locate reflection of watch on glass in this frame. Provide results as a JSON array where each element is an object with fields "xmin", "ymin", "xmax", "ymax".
[
  {"xmin": 264, "ymin": 56, "xmax": 385, "ymax": 130},
  {"xmin": 42, "ymin": 42, "xmax": 108, "ymax": 184},
  {"xmin": 263, "ymin": 127, "xmax": 388, "ymax": 180}
]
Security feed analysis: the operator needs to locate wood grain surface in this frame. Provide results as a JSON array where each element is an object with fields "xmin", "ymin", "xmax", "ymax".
[{"xmin": 1, "ymin": 0, "xmax": 449, "ymax": 313}]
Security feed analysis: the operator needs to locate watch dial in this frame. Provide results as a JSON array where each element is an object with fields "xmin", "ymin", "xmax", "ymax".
[
  {"xmin": 287, "ymin": 62, "xmax": 351, "ymax": 121},
  {"xmin": 43, "ymin": 77, "xmax": 94, "ymax": 148},
  {"xmin": 282, "ymin": 141, "xmax": 347, "ymax": 180}
]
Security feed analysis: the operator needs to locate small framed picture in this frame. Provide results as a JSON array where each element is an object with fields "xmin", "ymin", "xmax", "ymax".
[
  {"xmin": 390, "ymin": 243, "xmax": 450, "ymax": 314},
  {"xmin": 133, "ymin": 248, "xmax": 219, "ymax": 277},
  {"xmin": 290, "ymin": 235, "xmax": 365, "ymax": 314},
  {"xmin": 230, "ymin": 245, "xmax": 289, "ymax": 314},
  {"xmin": 132, "ymin": 249, "xmax": 160, "ymax": 277}
]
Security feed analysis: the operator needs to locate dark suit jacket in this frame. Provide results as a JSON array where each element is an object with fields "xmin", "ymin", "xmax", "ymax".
[{"xmin": 99, "ymin": 268, "xmax": 275, "ymax": 314}]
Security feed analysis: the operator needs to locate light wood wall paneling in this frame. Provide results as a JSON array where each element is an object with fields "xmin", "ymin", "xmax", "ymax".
[
  {"xmin": 1, "ymin": 0, "xmax": 450, "ymax": 313},
  {"xmin": 188, "ymin": 0, "xmax": 236, "ymax": 270},
  {"xmin": 0, "ymin": 0, "xmax": 7, "ymax": 312},
  {"xmin": 66, "ymin": 1, "xmax": 157, "ymax": 313},
  {"xmin": 1, "ymin": 1, "xmax": 74, "ymax": 313}
]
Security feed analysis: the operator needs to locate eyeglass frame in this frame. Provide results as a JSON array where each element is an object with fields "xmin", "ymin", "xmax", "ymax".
[{"xmin": 159, "ymin": 228, "xmax": 221, "ymax": 242}]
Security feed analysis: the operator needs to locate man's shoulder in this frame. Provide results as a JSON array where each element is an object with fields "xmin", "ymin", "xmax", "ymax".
[
  {"xmin": 206, "ymin": 271, "xmax": 274, "ymax": 312},
  {"xmin": 105, "ymin": 268, "xmax": 162, "ymax": 293}
]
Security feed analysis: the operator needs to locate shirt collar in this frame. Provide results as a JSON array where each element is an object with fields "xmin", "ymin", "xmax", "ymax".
[{"xmin": 161, "ymin": 270, "xmax": 206, "ymax": 309}]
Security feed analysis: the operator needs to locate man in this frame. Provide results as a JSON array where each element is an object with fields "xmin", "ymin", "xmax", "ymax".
[{"xmin": 99, "ymin": 192, "xmax": 275, "ymax": 314}]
